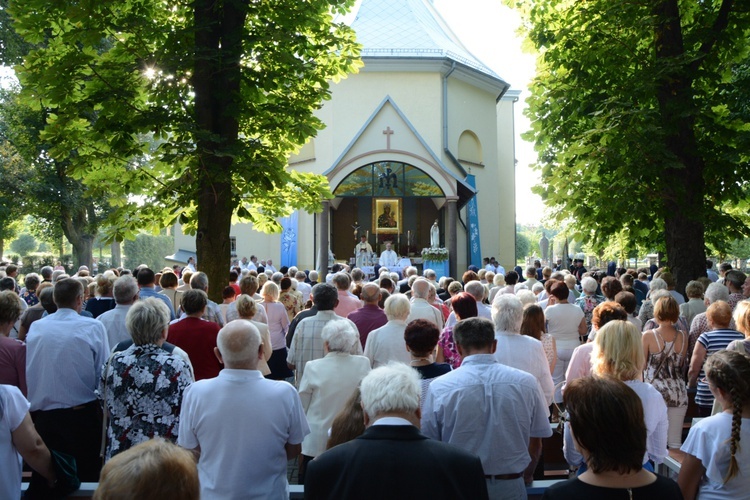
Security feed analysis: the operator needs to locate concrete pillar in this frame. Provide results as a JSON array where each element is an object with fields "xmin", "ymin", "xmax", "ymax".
[
  {"xmin": 447, "ymin": 198, "xmax": 458, "ymax": 279},
  {"xmin": 317, "ymin": 200, "xmax": 330, "ymax": 282}
]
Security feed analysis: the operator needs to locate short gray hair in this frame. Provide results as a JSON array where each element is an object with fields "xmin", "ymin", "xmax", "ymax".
[
  {"xmin": 423, "ymin": 269, "xmax": 436, "ymax": 280},
  {"xmin": 189, "ymin": 272, "xmax": 209, "ymax": 292},
  {"xmin": 581, "ymin": 276, "xmax": 598, "ymax": 294},
  {"xmin": 516, "ymin": 289, "xmax": 537, "ymax": 307},
  {"xmin": 321, "ymin": 320, "xmax": 359, "ymax": 353},
  {"xmin": 411, "ymin": 279, "xmax": 431, "ymax": 299},
  {"xmin": 217, "ymin": 320, "xmax": 261, "ymax": 367},
  {"xmin": 492, "ymin": 294, "xmax": 523, "ymax": 333},
  {"xmin": 126, "ymin": 298, "xmax": 170, "ymax": 345},
  {"xmin": 271, "ymin": 272, "xmax": 284, "ymax": 285},
  {"xmin": 649, "ymin": 278, "xmax": 667, "ymax": 292},
  {"xmin": 384, "ymin": 294, "xmax": 410, "ymax": 320},
  {"xmin": 360, "ymin": 363, "xmax": 420, "ymax": 418},
  {"xmin": 308, "ymin": 270, "xmax": 319, "ymax": 282},
  {"xmin": 113, "ymin": 276, "xmax": 139, "ymax": 305},
  {"xmin": 650, "ymin": 289, "xmax": 670, "ymax": 303},
  {"xmin": 332, "ymin": 273, "xmax": 351, "ymax": 291},
  {"xmin": 465, "ymin": 281, "xmax": 485, "ymax": 302},
  {"xmin": 182, "ymin": 289, "xmax": 208, "ymax": 314},
  {"xmin": 705, "ymin": 282, "xmax": 730, "ymax": 304}
]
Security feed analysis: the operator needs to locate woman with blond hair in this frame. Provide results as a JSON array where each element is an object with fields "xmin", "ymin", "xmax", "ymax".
[
  {"xmin": 642, "ymin": 295, "xmax": 688, "ymax": 449},
  {"xmin": 679, "ymin": 350, "xmax": 750, "ymax": 499},
  {"xmin": 234, "ymin": 294, "xmax": 273, "ymax": 376},
  {"xmin": 726, "ymin": 300, "xmax": 750, "ymax": 354},
  {"xmin": 260, "ymin": 281, "xmax": 291, "ymax": 380},
  {"xmin": 84, "ymin": 274, "xmax": 117, "ymax": 318},
  {"xmin": 564, "ymin": 320, "xmax": 667, "ymax": 472}
]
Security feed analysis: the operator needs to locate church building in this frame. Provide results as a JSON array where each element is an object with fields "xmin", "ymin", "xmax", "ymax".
[{"xmin": 172, "ymin": 0, "xmax": 518, "ymax": 278}]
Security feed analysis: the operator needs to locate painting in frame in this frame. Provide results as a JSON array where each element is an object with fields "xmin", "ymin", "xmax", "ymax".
[{"xmin": 373, "ymin": 198, "xmax": 401, "ymax": 234}]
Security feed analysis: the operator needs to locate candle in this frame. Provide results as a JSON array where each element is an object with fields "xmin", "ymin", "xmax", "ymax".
[
  {"xmin": 407, "ymin": 230, "xmax": 411, "ymax": 246},
  {"xmin": 366, "ymin": 230, "xmax": 369, "ymax": 242}
]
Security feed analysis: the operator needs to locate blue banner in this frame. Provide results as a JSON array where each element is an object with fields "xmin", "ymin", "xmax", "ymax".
[
  {"xmin": 465, "ymin": 175, "xmax": 482, "ymax": 268},
  {"xmin": 280, "ymin": 211, "xmax": 299, "ymax": 268}
]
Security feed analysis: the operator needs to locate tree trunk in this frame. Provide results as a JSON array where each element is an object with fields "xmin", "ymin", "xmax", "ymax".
[
  {"xmin": 654, "ymin": 0, "xmax": 707, "ymax": 296},
  {"xmin": 192, "ymin": 0, "xmax": 247, "ymax": 303},
  {"xmin": 71, "ymin": 235, "xmax": 95, "ymax": 271},
  {"xmin": 111, "ymin": 240, "xmax": 121, "ymax": 268},
  {"xmin": 196, "ymin": 182, "xmax": 234, "ymax": 303},
  {"xmin": 0, "ymin": 238, "xmax": 4, "ymax": 260}
]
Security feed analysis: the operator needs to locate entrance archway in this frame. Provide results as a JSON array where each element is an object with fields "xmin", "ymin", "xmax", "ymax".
[{"xmin": 330, "ymin": 161, "xmax": 445, "ymax": 263}]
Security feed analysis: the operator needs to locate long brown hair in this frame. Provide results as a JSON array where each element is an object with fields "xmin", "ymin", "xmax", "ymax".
[
  {"xmin": 326, "ymin": 387, "xmax": 365, "ymax": 450},
  {"xmin": 520, "ymin": 304, "xmax": 545, "ymax": 341}
]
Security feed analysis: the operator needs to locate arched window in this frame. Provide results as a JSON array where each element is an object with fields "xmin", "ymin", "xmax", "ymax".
[
  {"xmin": 458, "ymin": 130, "xmax": 483, "ymax": 166},
  {"xmin": 333, "ymin": 161, "xmax": 444, "ymax": 197}
]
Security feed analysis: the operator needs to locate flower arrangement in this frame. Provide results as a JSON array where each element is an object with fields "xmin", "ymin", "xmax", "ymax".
[{"xmin": 421, "ymin": 247, "xmax": 448, "ymax": 263}]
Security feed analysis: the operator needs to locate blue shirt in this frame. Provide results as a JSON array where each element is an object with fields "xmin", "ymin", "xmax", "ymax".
[
  {"xmin": 26, "ymin": 308, "xmax": 110, "ymax": 411},
  {"xmin": 421, "ymin": 354, "xmax": 552, "ymax": 475},
  {"xmin": 139, "ymin": 287, "xmax": 176, "ymax": 320}
]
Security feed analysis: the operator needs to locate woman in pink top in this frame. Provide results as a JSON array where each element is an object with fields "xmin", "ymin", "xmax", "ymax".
[{"xmin": 261, "ymin": 281, "xmax": 292, "ymax": 380}]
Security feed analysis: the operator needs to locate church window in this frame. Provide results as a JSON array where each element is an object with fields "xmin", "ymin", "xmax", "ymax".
[{"xmin": 333, "ymin": 161, "xmax": 443, "ymax": 197}]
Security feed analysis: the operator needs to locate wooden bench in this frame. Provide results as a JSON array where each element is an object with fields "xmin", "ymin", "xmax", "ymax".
[{"xmin": 23, "ymin": 480, "xmax": 567, "ymax": 499}]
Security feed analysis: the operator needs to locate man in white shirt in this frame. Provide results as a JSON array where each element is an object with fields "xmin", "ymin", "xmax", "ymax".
[
  {"xmin": 294, "ymin": 271, "xmax": 312, "ymax": 302},
  {"xmin": 378, "ymin": 241, "xmax": 398, "ymax": 268},
  {"xmin": 98, "ymin": 275, "xmax": 140, "ymax": 347},
  {"xmin": 422, "ymin": 317, "xmax": 552, "ymax": 498},
  {"xmin": 491, "ymin": 294, "xmax": 554, "ymax": 405},
  {"xmin": 178, "ymin": 320, "xmax": 309, "ymax": 499},
  {"xmin": 405, "ymin": 279, "xmax": 444, "ymax": 330},
  {"xmin": 445, "ymin": 280, "xmax": 491, "ymax": 328},
  {"xmin": 26, "ymin": 278, "xmax": 110, "ymax": 481}
]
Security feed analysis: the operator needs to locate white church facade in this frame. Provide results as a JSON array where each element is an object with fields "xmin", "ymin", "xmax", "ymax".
[{"xmin": 172, "ymin": 0, "xmax": 519, "ymax": 278}]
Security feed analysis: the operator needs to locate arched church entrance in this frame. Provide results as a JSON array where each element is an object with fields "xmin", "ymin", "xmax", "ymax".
[{"xmin": 330, "ymin": 161, "xmax": 444, "ymax": 267}]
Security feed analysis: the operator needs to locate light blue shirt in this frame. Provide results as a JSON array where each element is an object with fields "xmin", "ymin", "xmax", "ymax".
[
  {"xmin": 26, "ymin": 308, "xmax": 110, "ymax": 411},
  {"xmin": 421, "ymin": 354, "xmax": 552, "ymax": 475},
  {"xmin": 139, "ymin": 286, "xmax": 177, "ymax": 320}
]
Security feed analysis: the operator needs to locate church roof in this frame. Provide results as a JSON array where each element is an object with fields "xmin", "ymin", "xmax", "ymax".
[{"xmin": 348, "ymin": 0, "xmax": 502, "ymax": 81}]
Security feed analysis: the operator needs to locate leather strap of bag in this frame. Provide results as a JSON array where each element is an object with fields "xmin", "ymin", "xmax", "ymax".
[{"xmin": 647, "ymin": 329, "xmax": 674, "ymax": 383}]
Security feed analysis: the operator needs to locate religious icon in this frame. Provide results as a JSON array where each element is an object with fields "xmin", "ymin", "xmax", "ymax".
[{"xmin": 373, "ymin": 198, "xmax": 401, "ymax": 234}]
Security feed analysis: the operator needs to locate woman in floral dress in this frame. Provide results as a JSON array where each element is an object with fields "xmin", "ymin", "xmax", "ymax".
[{"xmin": 100, "ymin": 298, "xmax": 192, "ymax": 461}]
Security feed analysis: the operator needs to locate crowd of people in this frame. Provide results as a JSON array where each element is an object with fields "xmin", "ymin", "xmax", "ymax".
[{"xmin": 1, "ymin": 255, "xmax": 749, "ymax": 499}]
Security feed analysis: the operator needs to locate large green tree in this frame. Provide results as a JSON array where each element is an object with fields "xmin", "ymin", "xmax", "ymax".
[
  {"xmin": 9, "ymin": 0, "xmax": 360, "ymax": 300},
  {"xmin": 512, "ymin": 0, "xmax": 750, "ymax": 291},
  {"xmin": 0, "ymin": 88, "xmax": 111, "ymax": 268}
]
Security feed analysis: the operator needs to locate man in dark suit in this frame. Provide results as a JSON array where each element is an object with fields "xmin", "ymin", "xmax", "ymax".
[{"xmin": 304, "ymin": 363, "xmax": 488, "ymax": 500}]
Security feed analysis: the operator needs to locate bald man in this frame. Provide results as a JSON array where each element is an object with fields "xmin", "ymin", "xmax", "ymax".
[
  {"xmin": 405, "ymin": 279, "xmax": 444, "ymax": 330},
  {"xmin": 347, "ymin": 283, "xmax": 388, "ymax": 348},
  {"xmin": 178, "ymin": 321, "xmax": 309, "ymax": 499}
]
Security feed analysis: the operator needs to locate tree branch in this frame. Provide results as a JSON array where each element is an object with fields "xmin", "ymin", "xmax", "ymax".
[{"xmin": 691, "ymin": 0, "xmax": 735, "ymax": 72}]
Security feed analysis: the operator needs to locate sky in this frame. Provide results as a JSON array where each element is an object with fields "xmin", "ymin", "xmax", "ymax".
[{"xmin": 432, "ymin": 0, "xmax": 546, "ymax": 225}]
